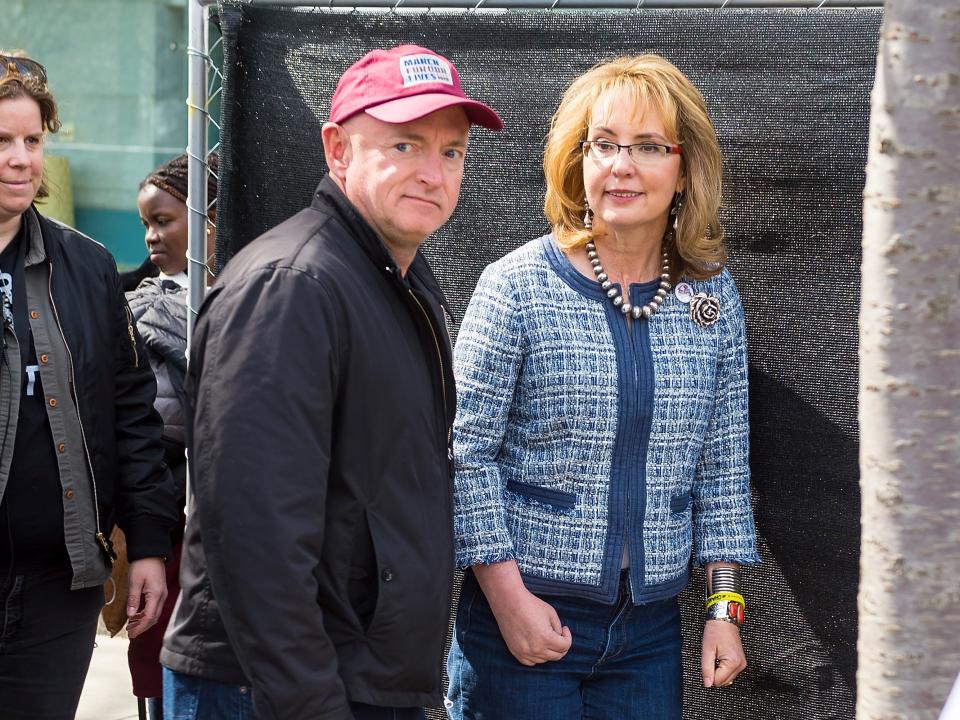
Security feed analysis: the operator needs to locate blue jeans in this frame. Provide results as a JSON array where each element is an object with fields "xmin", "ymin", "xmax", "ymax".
[
  {"xmin": 163, "ymin": 668, "xmax": 254, "ymax": 720},
  {"xmin": 446, "ymin": 571, "xmax": 682, "ymax": 720}
]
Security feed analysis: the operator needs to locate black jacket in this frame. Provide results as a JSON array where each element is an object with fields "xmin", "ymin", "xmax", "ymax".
[
  {"xmin": 0, "ymin": 208, "xmax": 176, "ymax": 582},
  {"xmin": 161, "ymin": 177, "xmax": 457, "ymax": 719},
  {"xmin": 119, "ymin": 254, "xmax": 159, "ymax": 293}
]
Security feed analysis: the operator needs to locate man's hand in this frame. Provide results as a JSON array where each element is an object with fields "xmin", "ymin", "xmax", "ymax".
[
  {"xmin": 473, "ymin": 561, "xmax": 572, "ymax": 666},
  {"xmin": 701, "ymin": 619, "xmax": 747, "ymax": 688},
  {"xmin": 126, "ymin": 557, "xmax": 168, "ymax": 639}
]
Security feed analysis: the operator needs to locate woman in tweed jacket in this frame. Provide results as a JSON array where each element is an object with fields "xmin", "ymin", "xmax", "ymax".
[{"xmin": 446, "ymin": 55, "xmax": 761, "ymax": 719}]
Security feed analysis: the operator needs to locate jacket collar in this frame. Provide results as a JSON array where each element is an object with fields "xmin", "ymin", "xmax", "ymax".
[
  {"xmin": 311, "ymin": 175, "xmax": 453, "ymax": 320},
  {"xmin": 23, "ymin": 206, "xmax": 47, "ymax": 267}
]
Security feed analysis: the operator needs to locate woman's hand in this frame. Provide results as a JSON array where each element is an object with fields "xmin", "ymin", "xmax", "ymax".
[
  {"xmin": 489, "ymin": 586, "xmax": 572, "ymax": 666},
  {"xmin": 701, "ymin": 619, "xmax": 747, "ymax": 688},
  {"xmin": 125, "ymin": 557, "xmax": 168, "ymax": 639},
  {"xmin": 473, "ymin": 561, "xmax": 573, "ymax": 666}
]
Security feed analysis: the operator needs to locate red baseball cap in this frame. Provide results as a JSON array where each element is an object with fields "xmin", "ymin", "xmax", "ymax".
[{"xmin": 329, "ymin": 45, "xmax": 504, "ymax": 131}]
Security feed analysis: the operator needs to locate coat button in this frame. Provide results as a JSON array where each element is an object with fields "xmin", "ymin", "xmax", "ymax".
[
  {"xmin": 30, "ymin": 310, "xmax": 39, "ymax": 319},
  {"xmin": 381, "ymin": 568, "xmax": 394, "ymax": 583},
  {"xmin": 57, "ymin": 442, "xmax": 66, "ymax": 453},
  {"xmin": 48, "ymin": 397, "xmax": 57, "ymax": 408},
  {"xmin": 40, "ymin": 354, "xmax": 49, "ymax": 364},
  {"xmin": 64, "ymin": 489, "xmax": 74, "ymax": 499}
]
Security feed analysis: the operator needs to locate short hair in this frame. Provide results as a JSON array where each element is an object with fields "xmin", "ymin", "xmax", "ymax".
[
  {"xmin": 0, "ymin": 52, "xmax": 61, "ymax": 200},
  {"xmin": 543, "ymin": 54, "xmax": 726, "ymax": 281}
]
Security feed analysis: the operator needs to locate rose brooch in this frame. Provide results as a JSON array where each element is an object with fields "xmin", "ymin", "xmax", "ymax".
[{"xmin": 689, "ymin": 293, "xmax": 721, "ymax": 327}]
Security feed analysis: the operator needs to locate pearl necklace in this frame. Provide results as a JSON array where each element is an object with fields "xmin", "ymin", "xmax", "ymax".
[{"xmin": 586, "ymin": 241, "xmax": 672, "ymax": 320}]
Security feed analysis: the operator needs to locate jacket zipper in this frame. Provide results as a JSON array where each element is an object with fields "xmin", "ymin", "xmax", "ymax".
[
  {"xmin": 47, "ymin": 265, "xmax": 114, "ymax": 564},
  {"xmin": 408, "ymin": 288, "xmax": 455, "ymax": 687},
  {"xmin": 408, "ymin": 290, "xmax": 453, "ymax": 455},
  {"xmin": 124, "ymin": 305, "xmax": 139, "ymax": 368}
]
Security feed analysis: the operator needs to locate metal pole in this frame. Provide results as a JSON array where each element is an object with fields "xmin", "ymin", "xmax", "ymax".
[
  {"xmin": 187, "ymin": 0, "xmax": 209, "ymax": 346},
  {"xmin": 234, "ymin": 0, "xmax": 881, "ymax": 7},
  {"xmin": 185, "ymin": 0, "xmax": 210, "ymax": 513}
]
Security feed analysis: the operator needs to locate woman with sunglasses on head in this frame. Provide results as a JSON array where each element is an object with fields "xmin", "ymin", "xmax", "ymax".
[
  {"xmin": 119, "ymin": 150, "xmax": 217, "ymax": 720},
  {"xmin": 0, "ymin": 54, "xmax": 177, "ymax": 718},
  {"xmin": 446, "ymin": 55, "xmax": 760, "ymax": 719}
]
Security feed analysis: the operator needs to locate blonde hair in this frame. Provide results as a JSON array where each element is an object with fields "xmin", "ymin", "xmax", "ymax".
[{"xmin": 543, "ymin": 54, "xmax": 726, "ymax": 281}]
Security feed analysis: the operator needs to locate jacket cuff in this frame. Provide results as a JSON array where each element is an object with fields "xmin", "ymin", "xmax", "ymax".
[
  {"xmin": 696, "ymin": 549, "xmax": 762, "ymax": 567},
  {"xmin": 455, "ymin": 546, "xmax": 515, "ymax": 570},
  {"xmin": 122, "ymin": 515, "xmax": 174, "ymax": 561}
]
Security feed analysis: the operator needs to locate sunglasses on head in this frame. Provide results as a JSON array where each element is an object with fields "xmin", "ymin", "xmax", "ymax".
[{"xmin": 1, "ymin": 56, "xmax": 47, "ymax": 84}]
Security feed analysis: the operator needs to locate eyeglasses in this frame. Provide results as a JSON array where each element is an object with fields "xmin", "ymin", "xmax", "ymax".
[
  {"xmin": 0, "ymin": 56, "xmax": 48, "ymax": 84},
  {"xmin": 582, "ymin": 139, "xmax": 682, "ymax": 165}
]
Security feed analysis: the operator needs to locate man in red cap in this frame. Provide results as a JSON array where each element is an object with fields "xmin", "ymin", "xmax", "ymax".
[{"xmin": 161, "ymin": 45, "xmax": 503, "ymax": 720}]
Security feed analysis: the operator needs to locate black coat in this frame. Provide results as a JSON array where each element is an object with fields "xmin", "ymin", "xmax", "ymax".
[
  {"xmin": 161, "ymin": 177, "xmax": 456, "ymax": 719},
  {"xmin": 39, "ymin": 211, "xmax": 176, "ymax": 563}
]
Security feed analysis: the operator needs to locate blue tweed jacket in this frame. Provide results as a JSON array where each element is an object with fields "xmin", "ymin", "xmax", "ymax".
[{"xmin": 453, "ymin": 235, "xmax": 761, "ymax": 604}]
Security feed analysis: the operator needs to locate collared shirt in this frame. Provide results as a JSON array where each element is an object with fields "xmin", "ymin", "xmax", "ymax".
[{"xmin": 0, "ymin": 209, "xmax": 106, "ymax": 588}]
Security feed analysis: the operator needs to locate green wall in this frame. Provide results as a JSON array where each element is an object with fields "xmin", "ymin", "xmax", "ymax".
[{"xmin": 2, "ymin": 0, "xmax": 189, "ymax": 267}]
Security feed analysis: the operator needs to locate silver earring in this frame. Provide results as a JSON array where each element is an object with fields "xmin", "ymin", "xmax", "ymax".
[
  {"xmin": 671, "ymin": 193, "xmax": 683, "ymax": 231},
  {"xmin": 583, "ymin": 199, "xmax": 593, "ymax": 230}
]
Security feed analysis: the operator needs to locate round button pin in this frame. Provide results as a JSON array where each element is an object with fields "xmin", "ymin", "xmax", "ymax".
[{"xmin": 675, "ymin": 282, "xmax": 694, "ymax": 304}]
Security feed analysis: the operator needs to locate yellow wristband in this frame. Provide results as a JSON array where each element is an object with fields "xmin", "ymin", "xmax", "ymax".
[{"xmin": 705, "ymin": 592, "xmax": 745, "ymax": 612}]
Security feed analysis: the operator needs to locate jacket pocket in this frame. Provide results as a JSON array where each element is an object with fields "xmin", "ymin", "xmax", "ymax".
[
  {"xmin": 506, "ymin": 479, "xmax": 576, "ymax": 511},
  {"xmin": 347, "ymin": 510, "xmax": 379, "ymax": 633},
  {"xmin": 670, "ymin": 492, "xmax": 693, "ymax": 514}
]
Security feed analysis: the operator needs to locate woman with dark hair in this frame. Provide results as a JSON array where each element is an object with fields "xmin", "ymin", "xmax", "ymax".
[
  {"xmin": 135, "ymin": 151, "xmax": 219, "ymax": 288},
  {"xmin": 120, "ymin": 152, "xmax": 219, "ymax": 292},
  {"xmin": 447, "ymin": 55, "xmax": 760, "ymax": 719},
  {"xmin": 119, "ymin": 150, "xmax": 217, "ymax": 719},
  {"xmin": 0, "ymin": 54, "xmax": 177, "ymax": 718}
]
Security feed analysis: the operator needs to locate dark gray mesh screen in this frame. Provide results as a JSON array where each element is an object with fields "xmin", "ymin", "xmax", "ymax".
[{"xmin": 216, "ymin": 5, "xmax": 880, "ymax": 718}]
